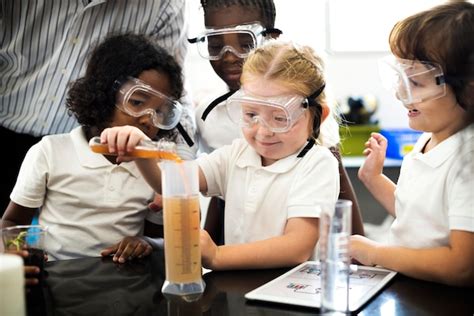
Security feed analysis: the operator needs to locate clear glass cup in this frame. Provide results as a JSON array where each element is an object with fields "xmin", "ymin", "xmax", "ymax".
[
  {"xmin": 319, "ymin": 200, "xmax": 352, "ymax": 313},
  {"xmin": 1, "ymin": 225, "xmax": 48, "ymax": 283},
  {"xmin": 160, "ymin": 160, "xmax": 205, "ymax": 301}
]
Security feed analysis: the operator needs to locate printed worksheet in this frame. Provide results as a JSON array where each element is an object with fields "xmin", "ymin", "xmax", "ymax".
[{"xmin": 245, "ymin": 261, "xmax": 396, "ymax": 311}]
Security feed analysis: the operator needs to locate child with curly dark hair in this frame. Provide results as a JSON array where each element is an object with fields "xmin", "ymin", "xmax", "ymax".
[{"xmin": 1, "ymin": 34, "xmax": 195, "ymax": 269}]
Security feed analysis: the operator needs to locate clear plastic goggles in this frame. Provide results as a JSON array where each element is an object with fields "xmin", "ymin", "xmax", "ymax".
[
  {"xmin": 226, "ymin": 89, "xmax": 307, "ymax": 133},
  {"xmin": 378, "ymin": 55, "xmax": 446, "ymax": 105},
  {"xmin": 188, "ymin": 22, "xmax": 279, "ymax": 60},
  {"xmin": 115, "ymin": 77, "xmax": 183, "ymax": 130}
]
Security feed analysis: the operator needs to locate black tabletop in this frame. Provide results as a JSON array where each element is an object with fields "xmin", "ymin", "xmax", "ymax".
[{"xmin": 27, "ymin": 251, "xmax": 474, "ymax": 316}]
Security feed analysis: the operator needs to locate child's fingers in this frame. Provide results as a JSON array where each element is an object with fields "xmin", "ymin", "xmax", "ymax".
[
  {"xmin": 113, "ymin": 242, "xmax": 125, "ymax": 262},
  {"xmin": 134, "ymin": 242, "xmax": 153, "ymax": 259},
  {"xmin": 104, "ymin": 126, "xmax": 134, "ymax": 154},
  {"xmin": 24, "ymin": 265, "xmax": 40, "ymax": 286},
  {"xmin": 366, "ymin": 135, "xmax": 387, "ymax": 153},
  {"xmin": 370, "ymin": 132, "xmax": 388, "ymax": 147},
  {"xmin": 6, "ymin": 249, "xmax": 29, "ymax": 258},
  {"xmin": 24, "ymin": 277, "xmax": 39, "ymax": 286},
  {"xmin": 364, "ymin": 136, "xmax": 379, "ymax": 150},
  {"xmin": 114, "ymin": 126, "xmax": 145, "ymax": 154},
  {"xmin": 148, "ymin": 193, "xmax": 163, "ymax": 212},
  {"xmin": 127, "ymin": 130, "xmax": 148, "ymax": 152},
  {"xmin": 370, "ymin": 132, "xmax": 382, "ymax": 138},
  {"xmin": 100, "ymin": 126, "xmax": 150, "ymax": 157},
  {"xmin": 148, "ymin": 201, "xmax": 162, "ymax": 212},
  {"xmin": 142, "ymin": 244, "xmax": 153, "ymax": 257},
  {"xmin": 117, "ymin": 243, "xmax": 138, "ymax": 263},
  {"xmin": 126, "ymin": 240, "xmax": 152, "ymax": 260},
  {"xmin": 115, "ymin": 129, "xmax": 132, "ymax": 156},
  {"xmin": 101, "ymin": 244, "xmax": 118, "ymax": 257},
  {"xmin": 99, "ymin": 128, "xmax": 110, "ymax": 144},
  {"xmin": 24, "ymin": 265, "xmax": 40, "ymax": 275},
  {"xmin": 368, "ymin": 136, "xmax": 380, "ymax": 147},
  {"xmin": 127, "ymin": 243, "xmax": 144, "ymax": 260},
  {"xmin": 101, "ymin": 128, "xmax": 118, "ymax": 154},
  {"xmin": 120, "ymin": 239, "xmax": 153, "ymax": 261},
  {"xmin": 109, "ymin": 237, "xmax": 154, "ymax": 263}
]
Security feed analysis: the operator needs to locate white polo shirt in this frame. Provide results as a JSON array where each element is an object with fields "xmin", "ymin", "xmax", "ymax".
[
  {"xmin": 197, "ymin": 138, "xmax": 339, "ymax": 254},
  {"xmin": 10, "ymin": 127, "xmax": 155, "ymax": 260},
  {"xmin": 390, "ymin": 125, "xmax": 474, "ymax": 248}
]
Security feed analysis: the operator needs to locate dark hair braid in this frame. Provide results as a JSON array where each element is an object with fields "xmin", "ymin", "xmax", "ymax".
[{"xmin": 201, "ymin": 0, "xmax": 276, "ymax": 28}]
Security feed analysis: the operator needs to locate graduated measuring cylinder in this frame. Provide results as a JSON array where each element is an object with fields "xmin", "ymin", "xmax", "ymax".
[{"xmin": 160, "ymin": 160, "xmax": 205, "ymax": 300}]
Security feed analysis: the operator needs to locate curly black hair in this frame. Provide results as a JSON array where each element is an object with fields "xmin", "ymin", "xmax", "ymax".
[{"xmin": 66, "ymin": 33, "xmax": 184, "ymax": 132}]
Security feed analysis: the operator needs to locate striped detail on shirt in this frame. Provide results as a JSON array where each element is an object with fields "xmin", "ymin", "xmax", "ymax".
[{"xmin": 0, "ymin": 0, "xmax": 188, "ymax": 136}]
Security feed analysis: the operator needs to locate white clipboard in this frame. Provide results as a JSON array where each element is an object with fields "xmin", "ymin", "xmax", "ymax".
[{"xmin": 245, "ymin": 261, "xmax": 397, "ymax": 312}]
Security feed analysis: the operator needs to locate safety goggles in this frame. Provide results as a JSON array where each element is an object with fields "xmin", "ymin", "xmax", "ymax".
[
  {"xmin": 114, "ymin": 77, "xmax": 183, "ymax": 130},
  {"xmin": 378, "ymin": 55, "xmax": 446, "ymax": 105},
  {"xmin": 188, "ymin": 22, "xmax": 282, "ymax": 60},
  {"xmin": 226, "ymin": 89, "xmax": 308, "ymax": 133}
]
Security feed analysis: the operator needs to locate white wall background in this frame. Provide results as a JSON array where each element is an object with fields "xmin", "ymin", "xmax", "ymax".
[{"xmin": 184, "ymin": 0, "xmax": 445, "ymax": 129}]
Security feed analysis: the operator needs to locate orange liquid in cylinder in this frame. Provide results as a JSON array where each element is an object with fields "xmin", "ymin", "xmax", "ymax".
[
  {"xmin": 90, "ymin": 143, "xmax": 182, "ymax": 162},
  {"xmin": 163, "ymin": 195, "xmax": 202, "ymax": 283}
]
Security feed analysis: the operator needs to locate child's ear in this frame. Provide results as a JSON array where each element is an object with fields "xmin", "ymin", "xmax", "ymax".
[{"xmin": 321, "ymin": 105, "xmax": 330, "ymax": 123}]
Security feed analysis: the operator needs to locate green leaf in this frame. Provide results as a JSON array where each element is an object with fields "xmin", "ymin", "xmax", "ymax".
[{"xmin": 6, "ymin": 231, "xmax": 27, "ymax": 251}]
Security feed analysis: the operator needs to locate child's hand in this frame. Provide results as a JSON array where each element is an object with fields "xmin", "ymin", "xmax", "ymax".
[
  {"xmin": 100, "ymin": 125, "xmax": 150, "ymax": 161},
  {"xmin": 358, "ymin": 132, "xmax": 387, "ymax": 183},
  {"xmin": 200, "ymin": 229, "xmax": 219, "ymax": 269},
  {"xmin": 349, "ymin": 235, "xmax": 380, "ymax": 266},
  {"xmin": 100, "ymin": 236, "xmax": 153, "ymax": 263},
  {"xmin": 148, "ymin": 193, "xmax": 163, "ymax": 212},
  {"xmin": 6, "ymin": 249, "xmax": 42, "ymax": 286}
]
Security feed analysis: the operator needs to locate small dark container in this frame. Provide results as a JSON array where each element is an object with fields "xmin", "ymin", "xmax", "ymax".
[{"xmin": 24, "ymin": 248, "xmax": 46, "ymax": 283}]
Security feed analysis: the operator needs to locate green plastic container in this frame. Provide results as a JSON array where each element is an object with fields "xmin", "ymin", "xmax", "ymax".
[{"xmin": 339, "ymin": 125, "xmax": 380, "ymax": 156}]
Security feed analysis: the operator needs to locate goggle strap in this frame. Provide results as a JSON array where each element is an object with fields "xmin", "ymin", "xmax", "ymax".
[
  {"xmin": 261, "ymin": 28, "xmax": 283, "ymax": 36},
  {"xmin": 305, "ymin": 84, "xmax": 326, "ymax": 108},
  {"xmin": 112, "ymin": 76, "xmax": 127, "ymax": 93},
  {"xmin": 187, "ymin": 37, "xmax": 202, "ymax": 44},
  {"xmin": 297, "ymin": 138, "xmax": 315, "ymax": 158},
  {"xmin": 436, "ymin": 75, "xmax": 446, "ymax": 85},
  {"xmin": 176, "ymin": 122, "xmax": 194, "ymax": 147},
  {"xmin": 202, "ymin": 90, "xmax": 237, "ymax": 121}
]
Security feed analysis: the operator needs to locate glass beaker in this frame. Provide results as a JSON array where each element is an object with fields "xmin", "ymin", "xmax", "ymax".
[
  {"xmin": 319, "ymin": 200, "xmax": 352, "ymax": 313},
  {"xmin": 160, "ymin": 160, "xmax": 205, "ymax": 301},
  {"xmin": 1, "ymin": 225, "xmax": 48, "ymax": 284}
]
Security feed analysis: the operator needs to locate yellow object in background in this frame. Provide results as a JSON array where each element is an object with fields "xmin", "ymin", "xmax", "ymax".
[{"xmin": 339, "ymin": 125, "xmax": 380, "ymax": 156}]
